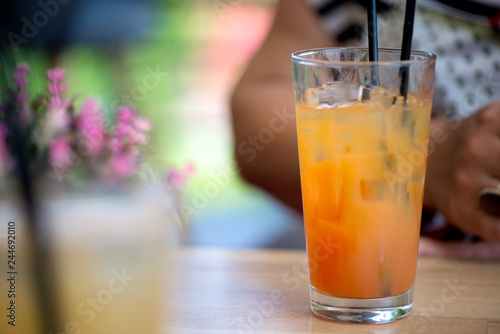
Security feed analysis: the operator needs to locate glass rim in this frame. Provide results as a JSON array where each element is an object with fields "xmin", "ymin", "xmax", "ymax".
[{"xmin": 291, "ymin": 47, "xmax": 436, "ymax": 67}]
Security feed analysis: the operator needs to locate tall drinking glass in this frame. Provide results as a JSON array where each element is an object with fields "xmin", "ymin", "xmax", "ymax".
[{"xmin": 291, "ymin": 48, "xmax": 436, "ymax": 324}]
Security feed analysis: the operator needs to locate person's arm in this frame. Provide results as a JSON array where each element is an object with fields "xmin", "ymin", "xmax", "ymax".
[
  {"xmin": 423, "ymin": 102, "xmax": 500, "ymax": 241},
  {"xmin": 231, "ymin": 0, "xmax": 500, "ymax": 247},
  {"xmin": 230, "ymin": 0, "xmax": 337, "ymax": 212}
]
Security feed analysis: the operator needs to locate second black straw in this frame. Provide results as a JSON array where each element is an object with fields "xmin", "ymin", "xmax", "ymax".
[
  {"xmin": 400, "ymin": 0, "xmax": 417, "ymax": 98},
  {"xmin": 367, "ymin": 0, "xmax": 380, "ymax": 86}
]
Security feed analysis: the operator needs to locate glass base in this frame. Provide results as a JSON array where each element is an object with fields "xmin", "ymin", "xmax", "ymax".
[{"xmin": 310, "ymin": 286, "xmax": 413, "ymax": 324}]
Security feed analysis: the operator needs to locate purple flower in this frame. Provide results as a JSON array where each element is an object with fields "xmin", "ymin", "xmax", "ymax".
[
  {"xmin": 116, "ymin": 106, "xmax": 136, "ymax": 124},
  {"xmin": 112, "ymin": 106, "xmax": 152, "ymax": 147},
  {"xmin": 49, "ymin": 96, "xmax": 61, "ymax": 108},
  {"xmin": 46, "ymin": 67, "xmax": 66, "ymax": 82},
  {"xmin": 44, "ymin": 66, "xmax": 71, "ymax": 139},
  {"xmin": 46, "ymin": 67, "xmax": 68, "ymax": 109},
  {"xmin": 44, "ymin": 105, "xmax": 70, "ymax": 139},
  {"xmin": 2, "ymin": 63, "xmax": 160, "ymax": 184},
  {"xmin": 109, "ymin": 137, "xmax": 123, "ymax": 152},
  {"xmin": 168, "ymin": 169, "xmax": 186, "ymax": 188},
  {"xmin": 128, "ymin": 131, "xmax": 148, "ymax": 146},
  {"xmin": 49, "ymin": 137, "xmax": 72, "ymax": 169},
  {"xmin": 77, "ymin": 97, "xmax": 106, "ymax": 155},
  {"xmin": 47, "ymin": 82, "xmax": 68, "ymax": 96},
  {"xmin": 183, "ymin": 162, "xmax": 197, "ymax": 177},
  {"xmin": 167, "ymin": 163, "xmax": 196, "ymax": 188},
  {"xmin": 13, "ymin": 63, "xmax": 31, "ymax": 122},
  {"xmin": 13, "ymin": 63, "xmax": 29, "ymax": 92},
  {"xmin": 17, "ymin": 63, "xmax": 29, "ymax": 75},
  {"xmin": 134, "ymin": 116, "xmax": 153, "ymax": 133},
  {"xmin": 107, "ymin": 153, "xmax": 137, "ymax": 179},
  {"xmin": 115, "ymin": 123, "xmax": 133, "ymax": 139},
  {"xmin": 15, "ymin": 93, "xmax": 29, "ymax": 105},
  {"xmin": 13, "ymin": 74, "xmax": 27, "ymax": 91}
]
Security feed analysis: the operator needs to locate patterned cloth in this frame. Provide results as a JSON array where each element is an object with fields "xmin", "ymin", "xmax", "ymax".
[
  {"xmin": 307, "ymin": 0, "xmax": 500, "ymax": 239},
  {"xmin": 307, "ymin": 0, "xmax": 500, "ymax": 117}
]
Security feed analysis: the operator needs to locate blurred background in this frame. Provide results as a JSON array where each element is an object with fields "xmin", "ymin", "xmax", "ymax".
[{"xmin": 1, "ymin": 0, "xmax": 305, "ymax": 249}]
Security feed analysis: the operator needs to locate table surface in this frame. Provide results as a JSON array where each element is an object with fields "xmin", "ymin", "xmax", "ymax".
[{"xmin": 162, "ymin": 248, "xmax": 500, "ymax": 334}]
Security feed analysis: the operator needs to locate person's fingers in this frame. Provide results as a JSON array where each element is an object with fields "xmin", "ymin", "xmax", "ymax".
[
  {"xmin": 418, "ymin": 236, "xmax": 500, "ymax": 259},
  {"xmin": 481, "ymin": 176, "xmax": 500, "ymax": 192},
  {"xmin": 446, "ymin": 173, "xmax": 500, "ymax": 240},
  {"xmin": 483, "ymin": 139, "xmax": 500, "ymax": 179},
  {"xmin": 459, "ymin": 129, "xmax": 500, "ymax": 179}
]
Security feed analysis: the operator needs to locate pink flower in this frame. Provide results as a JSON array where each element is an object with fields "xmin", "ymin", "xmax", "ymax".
[
  {"xmin": 49, "ymin": 137, "xmax": 72, "ymax": 169},
  {"xmin": 183, "ymin": 162, "xmax": 197, "ymax": 177},
  {"xmin": 47, "ymin": 82, "xmax": 68, "ymax": 95},
  {"xmin": 48, "ymin": 96, "xmax": 69, "ymax": 109},
  {"xmin": 134, "ymin": 116, "xmax": 152, "ymax": 133},
  {"xmin": 167, "ymin": 163, "xmax": 197, "ymax": 188},
  {"xmin": 128, "ymin": 130, "xmax": 148, "ymax": 146},
  {"xmin": 17, "ymin": 63, "xmax": 29, "ymax": 75},
  {"xmin": 13, "ymin": 74, "xmax": 27, "ymax": 91},
  {"xmin": 15, "ymin": 93, "xmax": 29, "ymax": 105},
  {"xmin": 108, "ymin": 153, "xmax": 137, "ymax": 179},
  {"xmin": 45, "ymin": 105, "xmax": 70, "ymax": 139},
  {"xmin": 112, "ymin": 106, "xmax": 152, "ymax": 148},
  {"xmin": 109, "ymin": 137, "xmax": 123, "ymax": 152},
  {"xmin": 78, "ymin": 98, "xmax": 99, "ymax": 129},
  {"xmin": 48, "ymin": 96, "xmax": 62, "ymax": 108},
  {"xmin": 13, "ymin": 64, "xmax": 31, "ymax": 122},
  {"xmin": 77, "ymin": 97, "xmax": 106, "ymax": 155},
  {"xmin": 13, "ymin": 63, "xmax": 29, "ymax": 92},
  {"xmin": 2, "ymin": 63, "xmax": 160, "ymax": 184},
  {"xmin": 46, "ymin": 67, "xmax": 69, "ymax": 109},
  {"xmin": 168, "ymin": 169, "xmax": 186, "ymax": 188},
  {"xmin": 115, "ymin": 123, "xmax": 133, "ymax": 138},
  {"xmin": 42, "ymin": 67, "xmax": 71, "ymax": 140},
  {"xmin": 116, "ymin": 106, "xmax": 136, "ymax": 124},
  {"xmin": 46, "ymin": 67, "xmax": 66, "ymax": 82}
]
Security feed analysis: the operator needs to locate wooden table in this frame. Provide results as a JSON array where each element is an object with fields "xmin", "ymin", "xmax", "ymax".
[{"xmin": 162, "ymin": 249, "xmax": 500, "ymax": 334}]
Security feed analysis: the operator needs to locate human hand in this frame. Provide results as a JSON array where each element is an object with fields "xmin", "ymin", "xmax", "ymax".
[
  {"xmin": 418, "ymin": 236, "xmax": 500, "ymax": 259},
  {"xmin": 423, "ymin": 101, "xmax": 500, "ymax": 241}
]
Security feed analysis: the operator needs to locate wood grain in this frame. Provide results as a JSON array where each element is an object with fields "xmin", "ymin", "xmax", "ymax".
[{"xmin": 161, "ymin": 249, "xmax": 500, "ymax": 333}]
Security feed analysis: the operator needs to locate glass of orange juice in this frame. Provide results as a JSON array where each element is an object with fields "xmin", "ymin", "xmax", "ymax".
[{"xmin": 291, "ymin": 48, "xmax": 436, "ymax": 324}]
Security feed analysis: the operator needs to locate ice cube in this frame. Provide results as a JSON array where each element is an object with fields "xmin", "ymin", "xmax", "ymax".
[
  {"xmin": 306, "ymin": 82, "xmax": 359, "ymax": 107},
  {"xmin": 357, "ymin": 86, "xmax": 398, "ymax": 108}
]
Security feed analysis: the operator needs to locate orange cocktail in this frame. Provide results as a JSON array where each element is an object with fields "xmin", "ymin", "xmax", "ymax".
[
  {"xmin": 291, "ymin": 48, "xmax": 436, "ymax": 323},
  {"xmin": 297, "ymin": 101, "xmax": 430, "ymax": 299}
]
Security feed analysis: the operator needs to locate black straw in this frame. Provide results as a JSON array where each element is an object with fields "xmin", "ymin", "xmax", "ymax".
[
  {"xmin": 400, "ymin": 0, "xmax": 416, "ymax": 98},
  {"xmin": 367, "ymin": 0, "xmax": 380, "ymax": 86}
]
